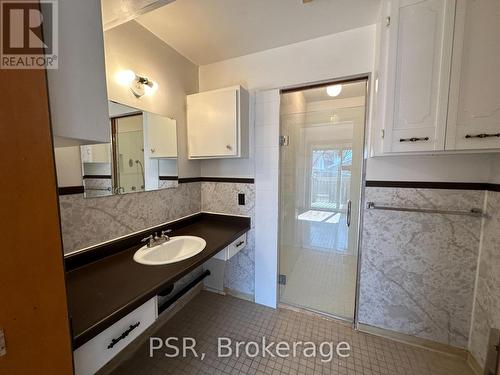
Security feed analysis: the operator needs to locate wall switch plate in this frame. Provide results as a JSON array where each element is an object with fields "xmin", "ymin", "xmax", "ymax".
[
  {"xmin": 238, "ymin": 193, "xmax": 245, "ymax": 205},
  {"xmin": 278, "ymin": 274, "xmax": 287, "ymax": 285},
  {"xmin": 0, "ymin": 328, "xmax": 6, "ymax": 357}
]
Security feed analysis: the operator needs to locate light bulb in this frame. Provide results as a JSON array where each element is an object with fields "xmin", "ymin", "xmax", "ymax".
[
  {"xmin": 116, "ymin": 69, "xmax": 136, "ymax": 86},
  {"xmin": 144, "ymin": 81, "xmax": 158, "ymax": 96},
  {"xmin": 326, "ymin": 84, "xmax": 342, "ymax": 97}
]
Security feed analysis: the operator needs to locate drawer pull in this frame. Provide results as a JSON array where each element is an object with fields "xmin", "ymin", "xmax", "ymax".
[
  {"xmin": 465, "ymin": 133, "xmax": 500, "ymax": 139},
  {"xmin": 235, "ymin": 241, "xmax": 245, "ymax": 247},
  {"xmin": 107, "ymin": 322, "xmax": 140, "ymax": 349},
  {"xmin": 399, "ymin": 137, "xmax": 430, "ymax": 143}
]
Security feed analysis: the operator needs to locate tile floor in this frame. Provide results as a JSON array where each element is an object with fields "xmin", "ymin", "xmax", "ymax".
[
  {"xmin": 280, "ymin": 248, "xmax": 357, "ymax": 318},
  {"xmin": 107, "ymin": 291, "xmax": 474, "ymax": 375}
]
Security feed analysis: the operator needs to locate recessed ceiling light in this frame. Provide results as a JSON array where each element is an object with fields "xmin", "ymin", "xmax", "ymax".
[{"xmin": 326, "ymin": 84, "xmax": 342, "ymax": 97}]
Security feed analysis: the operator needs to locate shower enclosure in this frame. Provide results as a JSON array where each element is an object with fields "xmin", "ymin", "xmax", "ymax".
[
  {"xmin": 278, "ymin": 78, "xmax": 367, "ymax": 321},
  {"xmin": 111, "ymin": 114, "xmax": 146, "ymax": 194}
]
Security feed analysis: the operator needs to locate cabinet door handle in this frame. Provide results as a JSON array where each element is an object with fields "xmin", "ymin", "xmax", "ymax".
[
  {"xmin": 346, "ymin": 200, "xmax": 352, "ymax": 227},
  {"xmin": 151, "ymin": 148, "xmax": 155, "ymax": 153},
  {"xmin": 465, "ymin": 133, "xmax": 500, "ymax": 139},
  {"xmin": 399, "ymin": 137, "xmax": 430, "ymax": 143},
  {"xmin": 235, "ymin": 241, "xmax": 245, "ymax": 247},
  {"xmin": 107, "ymin": 322, "xmax": 140, "ymax": 349},
  {"xmin": 226, "ymin": 145, "xmax": 232, "ymax": 150}
]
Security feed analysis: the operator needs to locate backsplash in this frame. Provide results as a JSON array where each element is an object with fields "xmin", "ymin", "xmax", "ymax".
[
  {"xmin": 201, "ymin": 181, "xmax": 255, "ymax": 297},
  {"xmin": 59, "ymin": 182, "xmax": 201, "ymax": 254},
  {"xmin": 470, "ymin": 190, "xmax": 500, "ymax": 368},
  {"xmin": 359, "ymin": 187, "xmax": 485, "ymax": 349}
]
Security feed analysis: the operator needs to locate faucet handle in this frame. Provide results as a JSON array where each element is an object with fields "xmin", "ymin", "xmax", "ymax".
[
  {"xmin": 161, "ymin": 229, "xmax": 172, "ymax": 241},
  {"xmin": 141, "ymin": 234, "xmax": 154, "ymax": 247}
]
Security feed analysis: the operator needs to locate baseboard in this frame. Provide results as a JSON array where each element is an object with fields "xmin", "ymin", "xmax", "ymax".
[
  {"xmin": 467, "ymin": 352, "xmax": 485, "ymax": 375},
  {"xmin": 224, "ymin": 287, "xmax": 254, "ymax": 303},
  {"xmin": 204, "ymin": 286, "xmax": 226, "ymax": 295},
  {"xmin": 357, "ymin": 323, "xmax": 469, "ymax": 359}
]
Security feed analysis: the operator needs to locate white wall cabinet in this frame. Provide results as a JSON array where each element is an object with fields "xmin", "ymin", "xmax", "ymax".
[
  {"xmin": 46, "ymin": 0, "xmax": 110, "ymax": 146},
  {"xmin": 187, "ymin": 86, "xmax": 249, "ymax": 159},
  {"xmin": 381, "ymin": 0, "xmax": 456, "ymax": 153},
  {"xmin": 446, "ymin": 0, "xmax": 500, "ymax": 151},
  {"xmin": 80, "ymin": 144, "xmax": 111, "ymax": 163},
  {"xmin": 145, "ymin": 113, "xmax": 178, "ymax": 158}
]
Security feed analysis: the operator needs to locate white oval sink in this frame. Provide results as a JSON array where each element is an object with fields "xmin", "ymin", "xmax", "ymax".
[{"xmin": 133, "ymin": 236, "xmax": 206, "ymax": 265}]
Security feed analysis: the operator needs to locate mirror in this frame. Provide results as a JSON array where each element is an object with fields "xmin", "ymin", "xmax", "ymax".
[{"xmin": 80, "ymin": 101, "xmax": 178, "ymax": 198}]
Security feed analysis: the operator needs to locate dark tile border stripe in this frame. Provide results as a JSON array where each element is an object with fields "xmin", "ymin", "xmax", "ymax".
[
  {"xmin": 58, "ymin": 186, "xmax": 84, "ymax": 195},
  {"xmin": 159, "ymin": 176, "xmax": 178, "ymax": 181},
  {"xmin": 82, "ymin": 175, "xmax": 112, "ymax": 179},
  {"xmin": 366, "ymin": 180, "xmax": 500, "ymax": 191},
  {"xmin": 485, "ymin": 183, "xmax": 500, "ymax": 192},
  {"xmin": 200, "ymin": 177, "xmax": 255, "ymax": 183},
  {"xmin": 179, "ymin": 177, "xmax": 254, "ymax": 184},
  {"xmin": 178, "ymin": 177, "xmax": 202, "ymax": 183}
]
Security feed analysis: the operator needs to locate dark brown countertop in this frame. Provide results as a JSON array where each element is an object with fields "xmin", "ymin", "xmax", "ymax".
[{"xmin": 65, "ymin": 213, "xmax": 250, "ymax": 349}]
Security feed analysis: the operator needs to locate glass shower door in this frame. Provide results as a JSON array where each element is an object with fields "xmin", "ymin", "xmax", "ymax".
[
  {"xmin": 278, "ymin": 80, "xmax": 366, "ymax": 320},
  {"xmin": 112, "ymin": 114, "xmax": 145, "ymax": 194}
]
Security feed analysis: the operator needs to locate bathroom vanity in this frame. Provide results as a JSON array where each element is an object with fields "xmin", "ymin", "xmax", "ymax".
[{"xmin": 65, "ymin": 213, "xmax": 250, "ymax": 374}]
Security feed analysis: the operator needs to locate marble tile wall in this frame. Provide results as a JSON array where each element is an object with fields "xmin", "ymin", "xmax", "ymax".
[
  {"xmin": 470, "ymin": 191, "xmax": 500, "ymax": 368},
  {"xmin": 59, "ymin": 182, "xmax": 201, "ymax": 254},
  {"xmin": 359, "ymin": 187, "xmax": 485, "ymax": 349},
  {"xmin": 158, "ymin": 179, "xmax": 179, "ymax": 189},
  {"xmin": 201, "ymin": 181, "xmax": 255, "ymax": 297}
]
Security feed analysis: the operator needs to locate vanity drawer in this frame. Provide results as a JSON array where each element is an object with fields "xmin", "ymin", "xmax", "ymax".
[
  {"xmin": 227, "ymin": 234, "xmax": 247, "ymax": 258},
  {"xmin": 73, "ymin": 297, "xmax": 157, "ymax": 375},
  {"xmin": 213, "ymin": 233, "xmax": 247, "ymax": 261}
]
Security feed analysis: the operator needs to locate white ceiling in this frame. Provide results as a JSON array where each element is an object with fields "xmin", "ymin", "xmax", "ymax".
[
  {"xmin": 135, "ymin": 0, "xmax": 381, "ymax": 65},
  {"xmin": 101, "ymin": 0, "xmax": 175, "ymax": 30}
]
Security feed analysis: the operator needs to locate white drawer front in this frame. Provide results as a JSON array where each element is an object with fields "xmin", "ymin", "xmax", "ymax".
[
  {"xmin": 74, "ymin": 297, "xmax": 157, "ymax": 375},
  {"xmin": 212, "ymin": 234, "xmax": 247, "ymax": 262},
  {"xmin": 228, "ymin": 234, "xmax": 247, "ymax": 258}
]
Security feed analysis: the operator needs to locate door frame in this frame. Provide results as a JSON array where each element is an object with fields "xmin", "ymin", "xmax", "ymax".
[
  {"xmin": 0, "ymin": 31, "xmax": 74, "ymax": 375},
  {"xmin": 276, "ymin": 73, "xmax": 371, "ymax": 328}
]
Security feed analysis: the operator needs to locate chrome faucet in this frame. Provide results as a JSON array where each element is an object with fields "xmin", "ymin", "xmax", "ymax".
[
  {"xmin": 141, "ymin": 234, "xmax": 155, "ymax": 248},
  {"xmin": 141, "ymin": 229, "xmax": 172, "ymax": 248},
  {"xmin": 160, "ymin": 229, "xmax": 172, "ymax": 242}
]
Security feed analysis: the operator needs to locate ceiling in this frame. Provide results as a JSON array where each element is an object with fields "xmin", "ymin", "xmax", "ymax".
[
  {"xmin": 135, "ymin": 0, "xmax": 381, "ymax": 65},
  {"xmin": 101, "ymin": 0, "xmax": 175, "ymax": 30}
]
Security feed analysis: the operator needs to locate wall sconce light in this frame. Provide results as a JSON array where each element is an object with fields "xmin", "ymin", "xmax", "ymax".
[{"xmin": 115, "ymin": 69, "xmax": 158, "ymax": 98}]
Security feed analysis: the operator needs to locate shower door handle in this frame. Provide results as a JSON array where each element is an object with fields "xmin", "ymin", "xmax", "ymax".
[{"xmin": 346, "ymin": 200, "xmax": 352, "ymax": 227}]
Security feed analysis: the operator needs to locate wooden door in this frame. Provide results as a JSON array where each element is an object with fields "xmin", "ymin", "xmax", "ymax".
[
  {"xmin": 0, "ymin": 6, "xmax": 74, "ymax": 373},
  {"xmin": 383, "ymin": 0, "xmax": 456, "ymax": 153}
]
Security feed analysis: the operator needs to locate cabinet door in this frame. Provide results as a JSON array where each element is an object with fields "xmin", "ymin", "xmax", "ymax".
[
  {"xmin": 383, "ymin": 0, "xmax": 455, "ymax": 153},
  {"xmin": 146, "ymin": 113, "xmax": 178, "ymax": 158},
  {"xmin": 81, "ymin": 143, "xmax": 111, "ymax": 163},
  {"xmin": 446, "ymin": 0, "xmax": 500, "ymax": 150},
  {"xmin": 187, "ymin": 88, "xmax": 239, "ymax": 158},
  {"xmin": 46, "ymin": 0, "xmax": 110, "ymax": 144}
]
